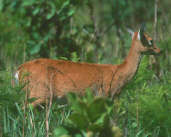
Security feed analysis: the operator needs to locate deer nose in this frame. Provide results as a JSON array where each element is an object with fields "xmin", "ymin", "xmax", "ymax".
[
  {"xmin": 157, "ymin": 49, "xmax": 163, "ymax": 55},
  {"xmin": 153, "ymin": 46, "xmax": 161, "ymax": 55}
]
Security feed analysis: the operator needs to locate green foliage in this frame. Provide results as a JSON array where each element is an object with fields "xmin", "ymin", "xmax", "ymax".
[
  {"xmin": 71, "ymin": 52, "xmax": 80, "ymax": 62},
  {"xmin": 138, "ymin": 89, "xmax": 171, "ymax": 136},
  {"xmin": 118, "ymin": 58, "xmax": 171, "ymax": 137},
  {"xmin": 53, "ymin": 127, "xmax": 70, "ymax": 137},
  {"xmin": 53, "ymin": 90, "xmax": 122, "ymax": 137},
  {"xmin": 0, "ymin": 71, "xmax": 24, "ymax": 136},
  {"xmin": 0, "ymin": 12, "xmax": 27, "ymax": 69},
  {"xmin": 0, "ymin": 0, "xmax": 171, "ymax": 137},
  {"xmin": 124, "ymin": 84, "xmax": 171, "ymax": 136},
  {"xmin": 0, "ymin": 71, "xmax": 24, "ymax": 109},
  {"xmin": 1, "ymin": 0, "xmax": 81, "ymax": 58}
]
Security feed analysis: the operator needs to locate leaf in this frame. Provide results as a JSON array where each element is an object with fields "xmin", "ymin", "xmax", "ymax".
[
  {"xmin": 53, "ymin": 127, "xmax": 69, "ymax": 137},
  {"xmin": 32, "ymin": 8, "xmax": 40, "ymax": 16},
  {"xmin": 26, "ymin": 18, "xmax": 32, "ymax": 27},
  {"xmin": 30, "ymin": 44, "xmax": 41, "ymax": 55},
  {"xmin": 70, "ymin": 100, "xmax": 87, "ymax": 114},
  {"xmin": 67, "ymin": 92, "xmax": 77, "ymax": 105},
  {"xmin": 71, "ymin": 52, "xmax": 80, "ymax": 62},
  {"xmin": 88, "ymin": 113, "xmax": 108, "ymax": 132},
  {"xmin": 46, "ymin": 2, "xmax": 56, "ymax": 19},
  {"xmin": 87, "ymin": 97, "xmax": 107, "ymax": 122},
  {"xmin": 105, "ymin": 99, "xmax": 114, "ymax": 114},
  {"xmin": 0, "ymin": 0, "xmax": 3, "ymax": 11},
  {"xmin": 67, "ymin": 92, "xmax": 85, "ymax": 112},
  {"xmin": 74, "ymin": 134, "xmax": 82, "ymax": 137},
  {"xmin": 132, "ymin": 122, "xmax": 137, "ymax": 128},
  {"xmin": 84, "ymin": 89, "xmax": 94, "ymax": 103},
  {"xmin": 22, "ymin": 0, "xmax": 35, "ymax": 6},
  {"xmin": 68, "ymin": 112, "xmax": 89, "ymax": 129},
  {"xmin": 59, "ymin": 57, "xmax": 68, "ymax": 60},
  {"xmin": 58, "ymin": 0, "xmax": 70, "ymax": 14},
  {"xmin": 68, "ymin": 9, "xmax": 75, "ymax": 17}
]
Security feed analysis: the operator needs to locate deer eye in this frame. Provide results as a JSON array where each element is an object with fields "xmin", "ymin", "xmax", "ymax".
[{"xmin": 148, "ymin": 40, "xmax": 153, "ymax": 46}]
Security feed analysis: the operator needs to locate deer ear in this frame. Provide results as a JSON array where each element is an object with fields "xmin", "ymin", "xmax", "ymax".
[
  {"xmin": 138, "ymin": 23, "xmax": 146, "ymax": 41},
  {"xmin": 127, "ymin": 28, "xmax": 134, "ymax": 39}
]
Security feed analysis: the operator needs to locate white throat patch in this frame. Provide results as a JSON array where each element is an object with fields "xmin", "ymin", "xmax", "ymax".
[{"xmin": 138, "ymin": 30, "xmax": 140, "ymax": 40}]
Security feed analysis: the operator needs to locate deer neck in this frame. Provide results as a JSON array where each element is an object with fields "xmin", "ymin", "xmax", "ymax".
[
  {"xmin": 109, "ymin": 41, "xmax": 142, "ymax": 97},
  {"xmin": 120, "ymin": 40, "xmax": 142, "ymax": 81}
]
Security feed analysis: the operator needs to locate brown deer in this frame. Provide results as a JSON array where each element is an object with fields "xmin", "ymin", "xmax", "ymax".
[{"xmin": 15, "ymin": 24, "xmax": 160, "ymax": 107}]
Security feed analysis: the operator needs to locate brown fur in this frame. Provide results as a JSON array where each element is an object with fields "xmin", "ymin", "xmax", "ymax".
[{"xmin": 16, "ymin": 31, "xmax": 160, "ymax": 107}]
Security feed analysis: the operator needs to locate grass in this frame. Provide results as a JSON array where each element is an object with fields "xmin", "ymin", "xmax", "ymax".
[{"xmin": 0, "ymin": 58, "xmax": 171, "ymax": 137}]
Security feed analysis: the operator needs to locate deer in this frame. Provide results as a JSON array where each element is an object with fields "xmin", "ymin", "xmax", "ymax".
[{"xmin": 15, "ymin": 24, "xmax": 160, "ymax": 107}]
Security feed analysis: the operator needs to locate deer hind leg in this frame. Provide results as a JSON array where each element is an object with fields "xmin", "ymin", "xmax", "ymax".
[
  {"xmin": 27, "ymin": 82, "xmax": 49, "ymax": 108},
  {"xmin": 31, "ymin": 98, "xmax": 46, "ymax": 108}
]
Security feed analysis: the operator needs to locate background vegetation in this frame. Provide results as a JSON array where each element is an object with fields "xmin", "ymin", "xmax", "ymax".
[{"xmin": 0, "ymin": 0, "xmax": 171, "ymax": 136}]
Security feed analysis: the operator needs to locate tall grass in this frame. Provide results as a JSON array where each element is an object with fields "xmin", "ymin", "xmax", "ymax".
[{"xmin": 0, "ymin": 57, "xmax": 171, "ymax": 137}]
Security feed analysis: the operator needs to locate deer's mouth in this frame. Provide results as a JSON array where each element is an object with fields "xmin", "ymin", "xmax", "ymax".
[
  {"xmin": 143, "ymin": 46, "xmax": 161, "ymax": 55},
  {"xmin": 151, "ymin": 47, "xmax": 161, "ymax": 55}
]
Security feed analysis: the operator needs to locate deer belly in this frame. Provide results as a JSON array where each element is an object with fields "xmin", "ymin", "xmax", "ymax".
[{"xmin": 52, "ymin": 72, "xmax": 100, "ymax": 96}]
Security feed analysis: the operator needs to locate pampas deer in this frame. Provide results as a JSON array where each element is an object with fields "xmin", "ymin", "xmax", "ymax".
[{"xmin": 15, "ymin": 24, "xmax": 160, "ymax": 107}]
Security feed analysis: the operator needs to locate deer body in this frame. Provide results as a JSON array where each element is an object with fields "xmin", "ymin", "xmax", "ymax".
[{"xmin": 16, "ymin": 27, "xmax": 160, "ymax": 107}]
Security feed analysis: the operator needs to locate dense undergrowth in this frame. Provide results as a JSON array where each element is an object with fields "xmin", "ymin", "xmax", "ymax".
[
  {"xmin": 0, "ymin": 57, "xmax": 171, "ymax": 137},
  {"xmin": 0, "ymin": 0, "xmax": 171, "ymax": 136}
]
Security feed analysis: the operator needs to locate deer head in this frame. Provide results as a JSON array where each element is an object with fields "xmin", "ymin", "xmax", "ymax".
[
  {"xmin": 128, "ymin": 24, "xmax": 161, "ymax": 55},
  {"xmin": 136, "ymin": 23, "xmax": 161, "ymax": 55}
]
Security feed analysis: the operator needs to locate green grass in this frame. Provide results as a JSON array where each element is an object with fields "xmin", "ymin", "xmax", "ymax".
[{"xmin": 0, "ymin": 58, "xmax": 171, "ymax": 137}]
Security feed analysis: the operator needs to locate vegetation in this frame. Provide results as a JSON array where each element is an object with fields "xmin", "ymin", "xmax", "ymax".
[{"xmin": 0, "ymin": 0, "xmax": 171, "ymax": 137}]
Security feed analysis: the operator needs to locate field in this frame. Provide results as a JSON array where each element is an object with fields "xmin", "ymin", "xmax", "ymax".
[{"xmin": 0, "ymin": 0, "xmax": 171, "ymax": 137}]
